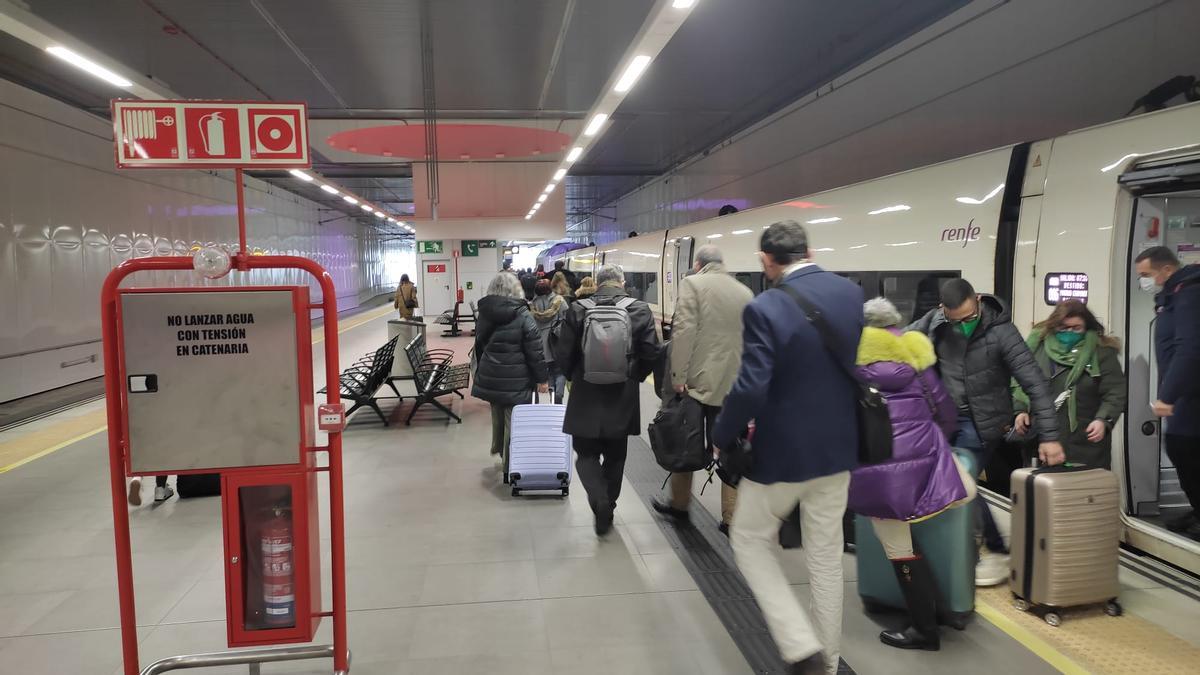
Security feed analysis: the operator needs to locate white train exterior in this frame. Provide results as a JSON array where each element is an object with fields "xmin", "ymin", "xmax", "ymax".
[{"xmin": 565, "ymin": 101, "xmax": 1200, "ymax": 574}]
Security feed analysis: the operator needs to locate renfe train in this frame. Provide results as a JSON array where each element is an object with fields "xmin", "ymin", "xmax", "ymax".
[{"xmin": 543, "ymin": 101, "xmax": 1200, "ymax": 577}]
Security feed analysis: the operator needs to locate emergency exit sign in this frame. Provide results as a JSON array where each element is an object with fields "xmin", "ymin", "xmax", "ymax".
[{"xmin": 418, "ymin": 240, "xmax": 443, "ymax": 254}]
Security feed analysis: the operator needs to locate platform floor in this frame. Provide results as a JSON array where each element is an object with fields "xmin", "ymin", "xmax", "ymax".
[{"xmin": 0, "ymin": 310, "xmax": 1198, "ymax": 674}]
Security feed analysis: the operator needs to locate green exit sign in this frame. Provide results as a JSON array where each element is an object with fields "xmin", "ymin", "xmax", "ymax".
[{"xmin": 418, "ymin": 240, "xmax": 443, "ymax": 254}]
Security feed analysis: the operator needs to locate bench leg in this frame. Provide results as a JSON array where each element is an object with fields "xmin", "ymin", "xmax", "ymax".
[
  {"xmin": 430, "ymin": 397, "xmax": 462, "ymax": 424},
  {"xmin": 386, "ymin": 379, "xmax": 403, "ymax": 399},
  {"xmin": 367, "ymin": 399, "xmax": 389, "ymax": 426},
  {"xmin": 405, "ymin": 398, "xmax": 425, "ymax": 426}
]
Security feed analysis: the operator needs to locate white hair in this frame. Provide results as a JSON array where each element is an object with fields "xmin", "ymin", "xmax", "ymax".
[
  {"xmin": 596, "ymin": 264, "xmax": 625, "ymax": 286},
  {"xmin": 487, "ymin": 273, "xmax": 524, "ymax": 300},
  {"xmin": 864, "ymin": 297, "xmax": 903, "ymax": 328},
  {"xmin": 694, "ymin": 244, "xmax": 724, "ymax": 267}
]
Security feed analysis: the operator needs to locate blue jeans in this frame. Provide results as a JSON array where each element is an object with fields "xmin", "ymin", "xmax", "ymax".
[{"xmin": 952, "ymin": 414, "xmax": 1007, "ymax": 553}]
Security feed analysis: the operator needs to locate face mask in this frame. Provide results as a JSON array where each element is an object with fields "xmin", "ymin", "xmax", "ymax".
[
  {"xmin": 958, "ymin": 317, "xmax": 981, "ymax": 338},
  {"xmin": 1055, "ymin": 331, "xmax": 1084, "ymax": 348},
  {"xmin": 1139, "ymin": 276, "xmax": 1162, "ymax": 294}
]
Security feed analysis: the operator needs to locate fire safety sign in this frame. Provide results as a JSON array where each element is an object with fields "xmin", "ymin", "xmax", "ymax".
[{"xmin": 111, "ymin": 100, "xmax": 310, "ymax": 169}]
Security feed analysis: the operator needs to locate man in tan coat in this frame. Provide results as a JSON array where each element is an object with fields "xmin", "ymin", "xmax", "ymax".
[{"xmin": 652, "ymin": 244, "xmax": 752, "ymax": 533}]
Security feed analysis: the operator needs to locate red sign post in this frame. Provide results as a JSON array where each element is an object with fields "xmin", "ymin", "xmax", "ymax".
[{"xmin": 103, "ymin": 100, "xmax": 350, "ymax": 675}]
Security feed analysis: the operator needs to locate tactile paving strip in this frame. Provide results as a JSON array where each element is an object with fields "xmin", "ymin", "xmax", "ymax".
[
  {"xmin": 976, "ymin": 584, "xmax": 1200, "ymax": 674},
  {"xmin": 624, "ymin": 437, "xmax": 855, "ymax": 675}
]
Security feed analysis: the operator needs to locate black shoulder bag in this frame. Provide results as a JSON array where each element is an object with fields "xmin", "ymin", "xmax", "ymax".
[{"xmin": 776, "ymin": 284, "xmax": 893, "ymax": 466}]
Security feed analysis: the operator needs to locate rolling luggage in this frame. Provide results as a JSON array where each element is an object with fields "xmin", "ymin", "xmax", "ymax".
[
  {"xmin": 1009, "ymin": 464, "xmax": 1122, "ymax": 626},
  {"xmin": 856, "ymin": 448, "xmax": 976, "ymax": 629},
  {"xmin": 506, "ymin": 400, "xmax": 571, "ymax": 497}
]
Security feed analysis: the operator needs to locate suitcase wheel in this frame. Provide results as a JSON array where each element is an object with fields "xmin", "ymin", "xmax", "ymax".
[
  {"xmin": 1012, "ymin": 597, "xmax": 1030, "ymax": 612},
  {"xmin": 1104, "ymin": 600, "xmax": 1123, "ymax": 617},
  {"xmin": 560, "ymin": 487, "xmax": 569, "ymax": 498},
  {"xmin": 512, "ymin": 487, "xmax": 520, "ymax": 498},
  {"xmin": 1044, "ymin": 611, "xmax": 1062, "ymax": 627}
]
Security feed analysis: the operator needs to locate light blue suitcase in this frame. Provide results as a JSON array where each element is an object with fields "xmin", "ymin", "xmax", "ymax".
[
  {"xmin": 507, "ymin": 403, "xmax": 571, "ymax": 497},
  {"xmin": 855, "ymin": 448, "xmax": 977, "ymax": 629}
]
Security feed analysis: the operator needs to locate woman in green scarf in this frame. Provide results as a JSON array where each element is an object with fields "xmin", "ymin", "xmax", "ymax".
[{"xmin": 1012, "ymin": 301, "xmax": 1127, "ymax": 469}]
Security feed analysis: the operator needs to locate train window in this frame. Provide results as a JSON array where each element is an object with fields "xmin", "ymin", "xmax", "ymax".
[
  {"xmin": 878, "ymin": 271, "xmax": 960, "ymax": 324},
  {"xmin": 624, "ymin": 271, "xmax": 659, "ymax": 303},
  {"xmin": 733, "ymin": 272, "xmax": 767, "ymax": 295}
]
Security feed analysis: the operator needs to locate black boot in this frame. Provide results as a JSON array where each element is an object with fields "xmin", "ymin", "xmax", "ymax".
[{"xmin": 880, "ymin": 557, "xmax": 940, "ymax": 651}]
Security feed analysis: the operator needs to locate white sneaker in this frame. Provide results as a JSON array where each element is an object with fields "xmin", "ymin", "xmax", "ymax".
[
  {"xmin": 127, "ymin": 478, "xmax": 142, "ymax": 506},
  {"xmin": 154, "ymin": 485, "xmax": 174, "ymax": 503},
  {"xmin": 975, "ymin": 551, "xmax": 1009, "ymax": 587}
]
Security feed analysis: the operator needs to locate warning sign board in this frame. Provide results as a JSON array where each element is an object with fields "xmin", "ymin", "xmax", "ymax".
[{"xmin": 111, "ymin": 100, "xmax": 310, "ymax": 169}]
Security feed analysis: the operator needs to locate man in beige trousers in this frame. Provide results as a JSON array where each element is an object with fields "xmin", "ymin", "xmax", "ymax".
[{"xmin": 652, "ymin": 244, "xmax": 752, "ymax": 533}]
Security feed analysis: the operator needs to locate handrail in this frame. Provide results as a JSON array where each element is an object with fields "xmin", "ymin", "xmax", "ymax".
[{"xmin": 139, "ymin": 644, "xmax": 349, "ymax": 675}]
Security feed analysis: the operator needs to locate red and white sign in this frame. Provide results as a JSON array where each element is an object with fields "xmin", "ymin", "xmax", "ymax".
[
  {"xmin": 317, "ymin": 403, "xmax": 345, "ymax": 432},
  {"xmin": 112, "ymin": 100, "xmax": 310, "ymax": 169},
  {"xmin": 427, "ymin": 264, "xmax": 446, "ymax": 273}
]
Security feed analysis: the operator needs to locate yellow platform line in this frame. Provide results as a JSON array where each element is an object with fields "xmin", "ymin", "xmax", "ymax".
[
  {"xmin": 975, "ymin": 595, "xmax": 1090, "ymax": 675},
  {"xmin": 0, "ymin": 303, "xmax": 396, "ymax": 473}
]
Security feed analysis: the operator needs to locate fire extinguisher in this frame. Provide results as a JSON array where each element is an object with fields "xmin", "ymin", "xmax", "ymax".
[{"xmin": 260, "ymin": 508, "xmax": 295, "ymax": 626}]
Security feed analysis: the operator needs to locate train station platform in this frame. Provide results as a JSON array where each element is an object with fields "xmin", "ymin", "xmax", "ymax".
[{"xmin": 1, "ymin": 310, "xmax": 1199, "ymax": 674}]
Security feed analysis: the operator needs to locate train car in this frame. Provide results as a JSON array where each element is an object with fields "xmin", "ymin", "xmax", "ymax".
[{"xmin": 576, "ymin": 101, "xmax": 1200, "ymax": 575}]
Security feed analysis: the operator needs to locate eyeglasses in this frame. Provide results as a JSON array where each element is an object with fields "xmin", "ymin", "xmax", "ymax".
[{"xmin": 946, "ymin": 311, "xmax": 980, "ymax": 325}]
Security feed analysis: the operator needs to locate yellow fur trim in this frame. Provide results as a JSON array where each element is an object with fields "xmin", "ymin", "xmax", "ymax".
[{"xmin": 856, "ymin": 327, "xmax": 937, "ymax": 370}]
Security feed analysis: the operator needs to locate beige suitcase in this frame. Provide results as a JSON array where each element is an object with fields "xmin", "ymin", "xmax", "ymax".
[{"xmin": 1009, "ymin": 465, "xmax": 1122, "ymax": 626}]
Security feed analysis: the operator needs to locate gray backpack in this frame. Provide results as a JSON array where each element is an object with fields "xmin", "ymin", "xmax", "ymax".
[{"xmin": 577, "ymin": 297, "xmax": 637, "ymax": 384}]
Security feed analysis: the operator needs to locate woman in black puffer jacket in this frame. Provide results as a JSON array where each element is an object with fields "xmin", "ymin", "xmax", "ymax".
[{"xmin": 473, "ymin": 273, "xmax": 549, "ymax": 459}]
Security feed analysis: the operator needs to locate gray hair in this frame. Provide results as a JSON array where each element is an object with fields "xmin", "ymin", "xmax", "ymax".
[
  {"xmin": 694, "ymin": 244, "xmax": 723, "ymax": 267},
  {"xmin": 596, "ymin": 263, "xmax": 625, "ymax": 286},
  {"xmin": 487, "ymin": 272, "xmax": 524, "ymax": 300},
  {"xmin": 863, "ymin": 297, "xmax": 903, "ymax": 328}
]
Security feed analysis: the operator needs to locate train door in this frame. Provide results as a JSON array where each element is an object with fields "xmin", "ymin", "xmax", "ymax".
[{"xmin": 1122, "ymin": 184, "xmax": 1200, "ymax": 523}]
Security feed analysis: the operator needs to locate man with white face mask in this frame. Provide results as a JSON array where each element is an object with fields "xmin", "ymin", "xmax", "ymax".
[{"xmin": 1136, "ymin": 246, "xmax": 1200, "ymax": 539}]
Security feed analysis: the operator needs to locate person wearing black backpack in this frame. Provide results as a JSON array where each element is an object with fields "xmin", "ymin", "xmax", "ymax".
[{"xmin": 552, "ymin": 264, "xmax": 661, "ymax": 536}]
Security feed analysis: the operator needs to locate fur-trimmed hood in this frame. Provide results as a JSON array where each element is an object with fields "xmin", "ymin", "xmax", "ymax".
[{"xmin": 857, "ymin": 326, "xmax": 937, "ymax": 370}]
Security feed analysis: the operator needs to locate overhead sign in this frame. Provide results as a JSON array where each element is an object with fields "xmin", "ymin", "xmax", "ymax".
[
  {"xmin": 478, "ymin": 239, "xmax": 497, "ymax": 248},
  {"xmin": 1044, "ymin": 272, "xmax": 1088, "ymax": 305},
  {"xmin": 418, "ymin": 240, "xmax": 444, "ymax": 254},
  {"xmin": 111, "ymin": 100, "xmax": 310, "ymax": 169},
  {"xmin": 461, "ymin": 241, "xmax": 480, "ymax": 257},
  {"xmin": 427, "ymin": 264, "xmax": 446, "ymax": 273}
]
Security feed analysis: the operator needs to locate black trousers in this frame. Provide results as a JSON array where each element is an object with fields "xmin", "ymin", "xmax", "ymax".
[
  {"xmin": 574, "ymin": 437, "xmax": 629, "ymax": 516},
  {"xmin": 1166, "ymin": 434, "xmax": 1200, "ymax": 513}
]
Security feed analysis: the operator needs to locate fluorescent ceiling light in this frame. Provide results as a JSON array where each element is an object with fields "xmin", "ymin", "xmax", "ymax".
[
  {"xmin": 45, "ymin": 46, "xmax": 133, "ymax": 87},
  {"xmin": 537, "ymin": 194, "xmax": 548, "ymax": 203},
  {"xmin": 867, "ymin": 204, "xmax": 911, "ymax": 215},
  {"xmin": 806, "ymin": 217, "xmax": 842, "ymax": 224},
  {"xmin": 614, "ymin": 55, "xmax": 652, "ymax": 93},
  {"xmin": 342, "ymin": 195, "xmax": 358, "ymax": 205},
  {"xmin": 672, "ymin": 0, "xmax": 697, "ymax": 7},
  {"xmin": 361, "ymin": 204, "xmax": 373, "ymax": 212},
  {"xmin": 525, "ymin": 215, "xmax": 532, "ymax": 220},
  {"xmin": 374, "ymin": 211, "xmax": 385, "ymax": 218},
  {"xmin": 706, "ymin": 233, "xmax": 723, "ymax": 239},
  {"xmin": 320, "ymin": 184, "xmax": 338, "ymax": 195},
  {"xmin": 566, "ymin": 147, "xmax": 583, "ymax": 162},
  {"xmin": 553, "ymin": 168, "xmax": 567, "ymax": 181},
  {"xmin": 544, "ymin": 183, "xmax": 556, "ymax": 194},
  {"xmin": 584, "ymin": 113, "xmax": 608, "ymax": 137},
  {"xmin": 289, "ymin": 169, "xmax": 314, "ymax": 182},
  {"xmin": 732, "ymin": 229, "xmax": 753, "ymax": 235}
]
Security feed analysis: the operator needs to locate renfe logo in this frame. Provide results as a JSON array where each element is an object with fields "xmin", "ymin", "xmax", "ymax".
[{"xmin": 941, "ymin": 219, "xmax": 981, "ymax": 248}]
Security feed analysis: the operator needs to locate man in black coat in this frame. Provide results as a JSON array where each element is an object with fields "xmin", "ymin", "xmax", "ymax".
[
  {"xmin": 908, "ymin": 278, "xmax": 1063, "ymax": 586},
  {"xmin": 1137, "ymin": 246, "xmax": 1200, "ymax": 539},
  {"xmin": 553, "ymin": 263, "xmax": 661, "ymax": 535}
]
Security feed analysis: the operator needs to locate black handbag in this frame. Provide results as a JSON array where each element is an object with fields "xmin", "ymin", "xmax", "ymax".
[
  {"xmin": 716, "ymin": 431, "xmax": 753, "ymax": 487},
  {"xmin": 648, "ymin": 393, "xmax": 710, "ymax": 473},
  {"xmin": 776, "ymin": 284, "xmax": 893, "ymax": 466}
]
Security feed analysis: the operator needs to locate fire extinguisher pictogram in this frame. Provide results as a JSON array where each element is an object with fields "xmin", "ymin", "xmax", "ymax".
[{"xmin": 261, "ymin": 508, "xmax": 295, "ymax": 626}]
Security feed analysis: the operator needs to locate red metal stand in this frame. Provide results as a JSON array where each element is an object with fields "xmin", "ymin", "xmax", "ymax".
[{"xmin": 101, "ymin": 169, "xmax": 349, "ymax": 674}]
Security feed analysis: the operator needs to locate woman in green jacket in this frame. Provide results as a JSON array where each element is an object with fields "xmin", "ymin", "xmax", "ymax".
[{"xmin": 1012, "ymin": 300, "xmax": 1126, "ymax": 469}]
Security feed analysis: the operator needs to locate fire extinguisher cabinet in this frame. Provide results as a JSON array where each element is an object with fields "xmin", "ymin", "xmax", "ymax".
[{"xmin": 222, "ymin": 469, "xmax": 321, "ymax": 647}]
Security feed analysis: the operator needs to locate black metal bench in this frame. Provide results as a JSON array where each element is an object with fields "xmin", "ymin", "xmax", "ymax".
[
  {"xmin": 319, "ymin": 335, "xmax": 402, "ymax": 425},
  {"xmin": 437, "ymin": 301, "xmax": 477, "ymax": 337},
  {"xmin": 403, "ymin": 333, "xmax": 469, "ymax": 425}
]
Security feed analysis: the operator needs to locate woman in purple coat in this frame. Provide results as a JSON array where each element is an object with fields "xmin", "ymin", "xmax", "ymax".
[{"xmin": 849, "ymin": 298, "xmax": 974, "ymax": 651}]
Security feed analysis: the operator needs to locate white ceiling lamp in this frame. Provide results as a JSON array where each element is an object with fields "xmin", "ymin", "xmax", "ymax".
[
  {"xmin": 672, "ymin": 0, "xmax": 697, "ymax": 8},
  {"xmin": 584, "ymin": 113, "xmax": 609, "ymax": 137},
  {"xmin": 374, "ymin": 211, "xmax": 385, "ymax": 219},
  {"xmin": 342, "ymin": 195, "xmax": 358, "ymax": 205},
  {"xmin": 289, "ymin": 169, "xmax": 314, "ymax": 182},
  {"xmin": 320, "ymin": 184, "xmax": 339, "ymax": 195},
  {"xmin": 565, "ymin": 147, "xmax": 584, "ymax": 163},
  {"xmin": 732, "ymin": 229, "xmax": 753, "ymax": 235},
  {"xmin": 806, "ymin": 216, "xmax": 842, "ymax": 224},
  {"xmin": 537, "ymin": 193, "xmax": 548, "ymax": 203},
  {"xmin": 614, "ymin": 55, "xmax": 652, "ymax": 93},
  {"xmin": 553, "ymin": 168, "xmax": 567, "ymax": 181},
  {"xmin": 544, "ymin": 183, "xmax": 556, "ymax": 194},
  {"xmin": 45, "ymin": 46, "xmax": 133, "ymax": 87},
  {"xmin": 360, "ymin": 203, "xmax": 373, "ymax": 212},
  {"xmin": 706, "ymin": 233, "xmax": 723, "ymax": 239},
  {"xmin": 524, "ymin": 214, "xmax": 533, "ymax": 220}
]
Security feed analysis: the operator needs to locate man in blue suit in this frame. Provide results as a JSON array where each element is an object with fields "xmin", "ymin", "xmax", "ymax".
[{"xmin": 713, "ymin": 220, "xmax": 863, "ymax": 675}]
